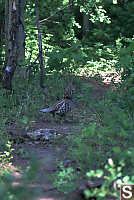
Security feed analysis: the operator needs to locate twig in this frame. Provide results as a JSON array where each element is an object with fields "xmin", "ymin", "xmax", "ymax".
[{"xmin": 40, "ymin": 3, "xmax": 72, "ymax": 23}]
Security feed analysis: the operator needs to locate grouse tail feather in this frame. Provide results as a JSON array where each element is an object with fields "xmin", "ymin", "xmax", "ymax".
[{"xmin": 40, "ymin": 108, "xmax": 52, "ymax": 113}]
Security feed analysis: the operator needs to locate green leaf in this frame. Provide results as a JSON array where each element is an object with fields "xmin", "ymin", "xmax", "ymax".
[{"xmin": 113, "ymin": 147, "xmax": 121, "ymax": 153}]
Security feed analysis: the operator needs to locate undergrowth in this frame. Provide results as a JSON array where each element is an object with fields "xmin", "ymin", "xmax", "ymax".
[
  {"xmin": 53, "ymin": 88, "xmax": 134, "ymax": 199},
  {"xmin": 1, "ymin": 69, "xmax": 134, "ymax": 199}
]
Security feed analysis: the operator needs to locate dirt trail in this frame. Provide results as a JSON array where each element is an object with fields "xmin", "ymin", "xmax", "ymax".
[{"xmin": 12, "ymin": 123, "xmax": 81, "ymax": 200}]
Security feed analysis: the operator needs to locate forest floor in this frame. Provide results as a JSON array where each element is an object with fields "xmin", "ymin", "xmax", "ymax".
[{"xmin": 8, "ymin": 72, "xmax": 120, "ymax": 200}]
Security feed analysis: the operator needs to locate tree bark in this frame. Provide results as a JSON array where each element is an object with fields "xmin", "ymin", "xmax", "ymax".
[
  {"xmin": 16, "ymin": 0, "xmax": 25, "ymax": 64},
  {"xmin": 2, "ymin": 0, "xmax": 25, "ymax": 90},
  {"xmin": 35, "ymin": 0, "xmax": 44, "ymax": 88},
  {"xmin": 0, "ymin": 3, "xmax": 4, "ymax": 68}
]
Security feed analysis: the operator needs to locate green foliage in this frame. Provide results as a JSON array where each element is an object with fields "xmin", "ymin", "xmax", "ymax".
[
  {"xmin": 0, "ymin": 118, "xmax": 14, "ymax": 172},
  {"xmin": 85, "ymin": 158, "xmax": 134, "ymax": 199},
  {"xmin": 1, "ymin": 0, "xmax": 134, "ymax": 198},
  {"xmin": 117, "ymin": 38, "xmax": 134, "ymax": 80},
  {"xmin": 0, "ymin": 113, "xmax": 40, "ymax": 199},
  {"xmin": 79, "ymin": 0, "xmax": 111, "ymax": 24},
  {"xmin": 53, "ymin": 90, "xmax": 134, "ymax": 196},
  {"xmin": 23, "ymin": 0, "xmax": 134, "ymax": 76},
  {"xmin": 84, "ymin": 159, "xmax": 121, "ymax": 199},
  {"xmin": 0, "ymin": 157, "xmax": 40, "ymax": 200},
  {"xmin": 0, "ymin": 141, "xmax": 14, "ymax": 167},
  {"xmin": 47, "ymin": 41, "xmax": 88, "ymax": 72},
  {"xmin": 52, "ymin": 162, "xmax": 77, "ymax": 193}
]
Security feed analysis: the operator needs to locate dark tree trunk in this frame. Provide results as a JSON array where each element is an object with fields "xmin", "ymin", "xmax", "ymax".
[
  {"xmin": 0, "ymin": 4, "xmax": 4, "ymax": 68},
  {"xmin": 83, "ymin": 13, "xmax": 90, "ymax": 37},
  {"xmin": 35, "ymin": 0, "xmax": 44, "ymax": 88},
  {"xmin": 16, "ymin": 0, "xmax": 25, "ymax": 64},
  {"xmin": 2, "ymin": 0, "xmax": 25, "ymax": 91},
  {"xmin": 2, "ymin": 0, "xmax": 19, "ymax": 90}
]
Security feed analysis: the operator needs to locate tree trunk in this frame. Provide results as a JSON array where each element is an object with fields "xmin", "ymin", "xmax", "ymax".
[
  {"xmin": 0, "ymin": 3, "xmax": 4, "ymax": 68},
  {"xmin": 2, "ymin": 0, "xmax": 25, "ymax": 90},
  {"xmin": 83, "ymin": 13, "xmax": 90, "ymax": 37},
  {"xmin": 16, "ymin": 0, "xmax": 25, "ymax": 64},
  {"xmin": 35, "ymin": 0, "xmax": 44, "ymax": 88}
]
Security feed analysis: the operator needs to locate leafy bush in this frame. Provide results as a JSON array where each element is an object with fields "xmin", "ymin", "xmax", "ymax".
[
  {"xmin": 84, "ymin": 158, "xmax": 134, "ymax": 200},
  {"xmin": 52, "ymin": 161, "xmax": 77, "ymax": 194}
]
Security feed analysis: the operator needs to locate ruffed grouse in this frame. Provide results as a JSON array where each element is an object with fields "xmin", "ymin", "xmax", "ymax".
[{"xmin": 40, "ymin": 85, "xmax": 73, "ymax": 118}]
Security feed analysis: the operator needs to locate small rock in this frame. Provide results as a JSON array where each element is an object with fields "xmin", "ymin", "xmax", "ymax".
[{"xmin": 27, "ymin": 128, "xmax": 58, "ymax": 142}]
